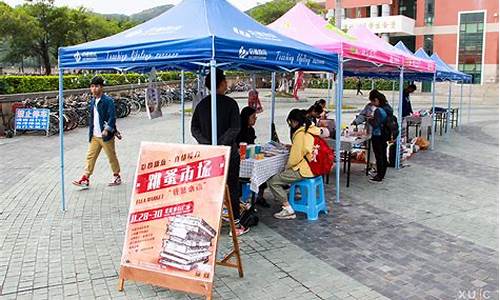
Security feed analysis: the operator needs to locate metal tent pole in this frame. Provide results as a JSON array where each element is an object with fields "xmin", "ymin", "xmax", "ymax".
[
  {"xmin": 270, "ymin": 72, "xmax": 276, "ymax": 141},
  {"xmin": 371, "ymin": 79, "xmax": 375, "ymax": 91},
  {"xmin": 58, "ymin": 67, "xmax": 66, "ymax": 211},
  {"xmin": 431, "ymin": 74, "xmax": 436, "ymax": 150},
  {"xmin": 467, "ymin": 83, "xmax": 472, "ymax": 124},
  {"xmin": 210, "ymin": 60, "xmax": 217, "ymax": 145},
  {"xmin": 445, "ymin": 81, "xmax": 452, "ymax": 136},
  {"xmin": 391, "ymin": 80, "xmax": 396, "ymax": 107},
  {"xmin": 459, "ymin": 82, "xmax": 464, "ymax": 128},
  {"xmin": 327, "ymin": 73, "xmax": 332, "ymax": 109},
  {"xmin": 395, "ymin": 67, "xmax": 404, "ymax": 169},
  {"xmin": 181, "ymin": 70, "xmax": 185, "ymax": 143},
  {"xmin": 252, "ymin": 73, "xmax": 256, "ymax": 90},
  {"xmin": 335, "ymin": 57, "xmax": 343, "ymax": 203},
  {"xmin": 197, "ymin": 72, "xmax": 201, "ymax": 94}
]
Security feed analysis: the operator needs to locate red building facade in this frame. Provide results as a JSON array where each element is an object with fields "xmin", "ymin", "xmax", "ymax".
[{"xmin": 324, "ymin": 0, "xmax": 499, "ymax": 84}]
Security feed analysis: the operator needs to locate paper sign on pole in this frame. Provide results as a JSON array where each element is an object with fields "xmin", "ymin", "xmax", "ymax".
[
  {"xmin": 118, "ymin": 142, "xmax": 231, "ymax": 299},
  {"xmin": 146, "ymin": 68, "xmax": 162, "ymax": 119}
]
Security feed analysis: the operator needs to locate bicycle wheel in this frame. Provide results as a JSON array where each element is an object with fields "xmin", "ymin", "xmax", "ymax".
[
  {"xmin": 49, "ymin": 114, "xmax": 60, "ymax": 136},
  {"xmin": 128, "ymin": 99, "xmax": 141, "ymax": 114},
  {"xmin": 65, "ymin": 110, "xmax": 79, "ymax": 130}
]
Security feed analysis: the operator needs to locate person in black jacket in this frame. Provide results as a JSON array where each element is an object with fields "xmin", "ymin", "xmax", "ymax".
[
  {"xmin": 367, "ymin": 90, "xmax": 393, "ymax": 183},
  {"xmin": 191, "ymin": 69, "xmax": 249, "ymax": 236},
  {"xmin": 402, "ymin": 84, "xmax": 416, "ymax": 117}
]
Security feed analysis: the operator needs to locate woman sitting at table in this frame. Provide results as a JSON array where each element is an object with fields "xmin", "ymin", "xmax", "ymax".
[
  {"xmin": 305, "ymin": 102, "xmax": 324, "ymax": 125},
  {"xmin": 317, "ymin": 99, "xmax": 328, "ymax": 119},
  {"xmin": 306, "ymin": 103, "xmax": 330, "ymax": 138},
  {"xmin": 237, "ymin": 106, "xmax": 270, "ymax": 207},
  {"xmin": 237, "ymin": 106, "xmax": 257, "ymax": 144},
  {"xmin": 267, "ymin": 109, "xmax": 320, "ymax": 220}
]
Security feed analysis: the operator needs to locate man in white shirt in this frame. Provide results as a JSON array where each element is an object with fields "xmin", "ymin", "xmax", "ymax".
[{"xmin": 72, "ymin": 76, "xmax": 121, "ymax": 189}]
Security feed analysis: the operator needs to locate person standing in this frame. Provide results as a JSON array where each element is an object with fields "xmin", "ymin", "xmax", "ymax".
[
  {"xmin": 366, "ymin": 90, "xmax": 393, "ymax": 183},
  {"xmin": 356, "ymin": 78, "xmax": 363, "ymax": 96},
  {"xmin": 191, "ymin": 69, "xmax": 249, "ymax": 236},
  {"xmin": 73, "ymin": 76, "xmax": 121, "ymax": 188},
  {"xmin": 402, "ymin": 83, "xmax": 417, "ymax": 117}
]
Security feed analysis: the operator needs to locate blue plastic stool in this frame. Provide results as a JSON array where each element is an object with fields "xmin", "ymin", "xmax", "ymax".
[
  {"xmin": 241, "ymin": 182, "xmax": 252, "ymax": 203},
  {"xmin": 288, "ymin": 176, "xmax": 327, "ymax": 221}
]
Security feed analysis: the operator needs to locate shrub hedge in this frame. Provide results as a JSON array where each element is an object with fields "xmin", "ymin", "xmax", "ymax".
[
  {"xmin": 307, "ymin": 77, "xmax": 397, "ymax": 91},
  {"xmin": 0, "ymin": 71, "xmax": 398, "ymax": 95},
  {"xmin": 0, "ymin": 72, "xmax": 193, "ymax": 94}
]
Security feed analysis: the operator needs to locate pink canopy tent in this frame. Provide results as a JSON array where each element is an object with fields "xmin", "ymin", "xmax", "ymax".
[
  {"xmin": 348, "ymin": 25, "xmax": 435, "ymax": 73},
  {"xmin": 268, "ymin": 3, "xmax": 403, "ymax": 67}
]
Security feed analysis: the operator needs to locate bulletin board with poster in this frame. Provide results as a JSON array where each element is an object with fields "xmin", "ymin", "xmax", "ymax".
[{"xmin": 118, "ymin": 142, "xmax": 240, "ymax": 299}]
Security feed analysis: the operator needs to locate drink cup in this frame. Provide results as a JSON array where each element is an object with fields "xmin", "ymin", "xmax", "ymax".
[{"xmin": 239, "ymin": 143, "xmax": 247, "ymax": 160}]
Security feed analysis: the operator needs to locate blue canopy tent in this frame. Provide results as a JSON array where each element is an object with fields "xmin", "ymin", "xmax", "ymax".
[
  {"xmin": 412, "ymin": 49, "xmax": 463, "ymax": 149},
  {"xmin": 430, "ymin": 53, "xmax": 472, "ymax": 135},
  {"xmin": 57, "ymin": 0, "xmax": 339, "ymax": 210}
]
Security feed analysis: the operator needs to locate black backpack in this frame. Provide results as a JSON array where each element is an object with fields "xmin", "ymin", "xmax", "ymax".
[
  {"xmin": 239, "ymin": 206, "xmax": 259, "ymax": 228},
  {"xmin": 382, "ymin": 110, "xmax": 399, "ymax": 142}
]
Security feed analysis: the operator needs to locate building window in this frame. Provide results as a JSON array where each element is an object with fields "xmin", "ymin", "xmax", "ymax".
[
  {"xmin": 423, "ymin": 35, "xmax": 434, "ymax": 55},
  {"xmin": 356, "ymin": 7, "xmax": 361, "ymax": 18},
  {"xmin": 424, "ymin": 0, "xmax": 434, "ymax": 25},
  {"xmin": 399, "ymin": 0, "xmax": 416, "ymax": 19},
  {"xmin": 458, "ymin": 12, "xmax": 485, "ymax": 84}
]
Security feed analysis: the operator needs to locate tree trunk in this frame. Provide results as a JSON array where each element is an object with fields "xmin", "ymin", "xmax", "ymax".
[{"xmin": 40, "ymin": 42, "xmax": 52, "ymax": 75}]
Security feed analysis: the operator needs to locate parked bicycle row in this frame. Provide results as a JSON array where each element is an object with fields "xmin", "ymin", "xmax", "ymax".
[{"xmin": 2, "ymin": 83, "xmax": 201, "ymax": 137}]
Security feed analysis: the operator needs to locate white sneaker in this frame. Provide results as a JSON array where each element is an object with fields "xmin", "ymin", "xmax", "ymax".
[
  {"xmin": 108, "ymin": 175, "xmax": 122, "ymax": 186},
  {"xmin": 273, "ymin": 206, "xmax": 296, "ymax": 220}
]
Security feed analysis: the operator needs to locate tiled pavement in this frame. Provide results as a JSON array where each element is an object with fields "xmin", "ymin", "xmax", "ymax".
[{"xmin": 0, "ymin": 92, "xmax": 498, "ymax": 300}]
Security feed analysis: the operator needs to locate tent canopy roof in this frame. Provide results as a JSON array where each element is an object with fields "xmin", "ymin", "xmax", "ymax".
[
  {"xmin": 59, "ymin": 0, "xmax": 338, "ymax": 73},
  {"xmin": 268, "ymin": 3, "xmax": 403, "ymax": 70},
  {"xmin": 430, "ymin": 53, "xmax": 472, "ymax": 82}
]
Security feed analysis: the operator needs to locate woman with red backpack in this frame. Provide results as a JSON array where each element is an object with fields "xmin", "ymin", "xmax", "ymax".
[{"xmin": 267, "ymin": 109, "xmax": 322, "ymax": 220}]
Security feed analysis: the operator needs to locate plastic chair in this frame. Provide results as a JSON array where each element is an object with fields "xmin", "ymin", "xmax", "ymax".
[
  {"xmin": 241, "ymin": 182, "xmax": 252, "ymax": 203},
  {"xmin": 288, "ymin": 177, "xmax": 328, "ymax": 221}
]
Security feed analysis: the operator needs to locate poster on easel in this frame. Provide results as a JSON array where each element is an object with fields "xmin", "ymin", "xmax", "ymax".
[
  {"xmin": 145, "ymin": 68, "xmax": 162, "ymax": 120},
  {"xmin": 118, "ymin": 142, "xmax": 231, "ymax": 298}
]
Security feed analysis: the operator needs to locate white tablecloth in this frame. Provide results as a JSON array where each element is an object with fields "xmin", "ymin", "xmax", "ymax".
[
  {"xmin": 239, "ymin": 153, "xmax": 289, "ymax": 192},
  {"xmin": 326, "ymin": 136, "xmax": 371, "ymax": 152}
]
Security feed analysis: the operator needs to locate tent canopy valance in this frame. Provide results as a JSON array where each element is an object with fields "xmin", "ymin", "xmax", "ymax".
[{"xmin": 58, "ymin": 0, "xmax": 338, "ymax": 73}]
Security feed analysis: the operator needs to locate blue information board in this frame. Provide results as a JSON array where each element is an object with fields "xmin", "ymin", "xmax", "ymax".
[{"xmin": 15, "ymin": 108, "xmax": 50, "ymax": 134}]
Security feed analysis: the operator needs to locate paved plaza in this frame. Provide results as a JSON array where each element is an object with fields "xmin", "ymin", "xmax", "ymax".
[{"xmin": 0, "ymin": 88, "xmax": 498, "ymax": 300}]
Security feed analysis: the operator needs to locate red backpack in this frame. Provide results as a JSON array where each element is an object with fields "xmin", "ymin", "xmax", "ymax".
[{"xmin": 305, "ymin": 134, "xmax": 334, "ymax": 176}]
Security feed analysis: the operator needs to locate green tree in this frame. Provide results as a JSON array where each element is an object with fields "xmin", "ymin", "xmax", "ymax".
[
  {"xmin": 247, "ymin": 0, "xmax": 296, "ymax": 25},
  {"xmin": 15, "ymin": 0, "xmax": 65, "ymax": 74},
  {"xmin": 0, "ymin": 2, "xmax": 41, "ymax": 71},
  {"xmin": 248, "ymin": 0, "xmax": 326, "ymax": 25}
]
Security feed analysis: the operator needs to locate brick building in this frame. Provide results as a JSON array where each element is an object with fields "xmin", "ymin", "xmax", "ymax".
[{"xmin": 316, "ymin": 0, "xmax": 499, "ymax": 84}]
